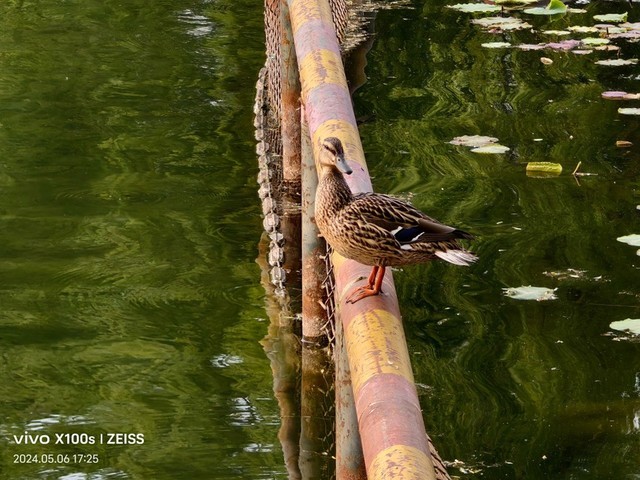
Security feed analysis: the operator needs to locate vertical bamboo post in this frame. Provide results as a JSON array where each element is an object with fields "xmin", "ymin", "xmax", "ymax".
[
  {"xmin": 280, "ymin": 0, "xmax": 301, "ymax": 189},
  {"xmin": 301, "ymin": 107, "xmax": 328, "ymax": 342},
  {"xmin": 279, "ymin": 0, "xmax": 302, "ymax": 292}
]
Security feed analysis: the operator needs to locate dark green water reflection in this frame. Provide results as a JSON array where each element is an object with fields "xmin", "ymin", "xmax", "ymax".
[
  {"xmin": 1, "ymin": 0, "xmax": 639, "ymax": 479},
  {"xmin": 0, "ymin": 1, "xmax": 280, "ymax": 479},
  {"xmin": 355, "ymin": 1, "xmax": 640, "ymax": 478}
]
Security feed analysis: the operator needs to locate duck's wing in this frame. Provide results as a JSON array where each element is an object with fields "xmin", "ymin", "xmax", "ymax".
[{"xmin": 348, "ymin": 192, "xmax": 474, "ymax": 244}]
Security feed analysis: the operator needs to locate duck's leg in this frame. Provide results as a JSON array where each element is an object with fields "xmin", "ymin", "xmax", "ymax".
[{"xmin": 346, "ymin": 266, "xmax": 386, "ymax": 304}]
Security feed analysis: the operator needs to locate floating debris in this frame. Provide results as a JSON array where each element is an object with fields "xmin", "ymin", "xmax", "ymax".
[
  {"xmin": 526, "ymin": 162, "xmax": 563, "ymax": 176},
  {"xmin": 504, "ymin": 286, "xmax": 558, "ymax": 301},
  {"xmin": 540, "ymin": 57, "xmax": 554, "ymax": 64},
  {"xmin": 616, "ymin": 140, "xmax": 633, "ymax": 147},
  {"xmin": 543, "ymin": 268, "xmax": 586, "ymax": 280}
]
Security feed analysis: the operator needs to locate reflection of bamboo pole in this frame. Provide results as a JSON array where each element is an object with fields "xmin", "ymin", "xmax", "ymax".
[
  {"xmin": 257, "ymin": 234, "xmax": 302, "ymax": 480},
  {"xmin": 287, "ymin": 1, "xmax": 445, "ymax": 478},
  {"xmin": 299, "ymin": 344, "xmax": 332, "ymax": 478},
  {"xmin": 335, "ymin": 305, "xmax": 366, "ymax": 479}
]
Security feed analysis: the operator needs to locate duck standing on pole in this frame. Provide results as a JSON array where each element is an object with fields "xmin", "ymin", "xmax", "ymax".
[{"xmin": 315, "ymin": 137, "xmax": 477, "ymax": 304}]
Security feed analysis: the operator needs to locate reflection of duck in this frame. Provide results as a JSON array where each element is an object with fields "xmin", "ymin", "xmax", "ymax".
[{"xmin": 315, "ymin": 137, "xmax": 478, "ymax": 304}]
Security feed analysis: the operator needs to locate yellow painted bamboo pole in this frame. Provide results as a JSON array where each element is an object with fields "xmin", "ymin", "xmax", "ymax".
[{"xmin": 286, "ymin": 1, "xmax": 441, "ymax": 479}]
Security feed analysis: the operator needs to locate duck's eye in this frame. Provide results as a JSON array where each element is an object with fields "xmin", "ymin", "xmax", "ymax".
[{"xmin": 323, "ymin": 144, "xmax": 336, "ymax": 155}]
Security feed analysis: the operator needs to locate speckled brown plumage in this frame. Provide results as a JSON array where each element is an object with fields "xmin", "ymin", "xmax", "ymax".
[{"xmin": 315, "ymin": 137, "xmax": 477, "ymax": 303}]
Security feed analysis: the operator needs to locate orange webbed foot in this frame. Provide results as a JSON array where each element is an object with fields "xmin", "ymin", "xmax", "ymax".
[{"xmin": 346, "ymin": 285, "xmax": 382, "ymax": 304}]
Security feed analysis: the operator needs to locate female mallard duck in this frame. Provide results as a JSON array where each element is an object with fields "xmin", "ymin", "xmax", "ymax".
[{"xmin": 316, "ymin": 137, "xmax": 477, "ymax": 304}]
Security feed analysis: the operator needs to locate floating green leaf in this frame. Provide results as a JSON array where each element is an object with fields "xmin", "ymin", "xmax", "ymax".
[
  {"xmin": 471, "ymin": 144, "xmax": 511, "ymax": 154},
  {"xmin": 524, "ymin": 0, "xmax": 567, "ymax": 15},
  {"xmin": 581, "ymin": 37, "xmax": 610, "ymax": 45},
  {"xmin": 617, "ymin": 234, "xmax": 640, "ymax": 246},
  {"xmin": 593, "ymin": 12, "xmax": 628, "ymax": 22},
  {"xmin": 610, "ymin": 319, "xmax": 640, "ymax": 335},
  {"xmin": 472, "ymin": 16, "xmax": 532, "ymax": 31},
  {"xmin": 448, "ymin": 3, "xmax": 502, "ymax": 12},
  {"xmin": 503, "ymin": 286, "xmax": 558, "ymax": 301},
  {"xmin": 494, "ymin": 0, "xmax": 537, "ymax": 5}
]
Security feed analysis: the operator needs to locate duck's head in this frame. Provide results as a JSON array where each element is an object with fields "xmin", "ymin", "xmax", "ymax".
[{"xmin": 320, "ymin": 137, "xmax": 353, "ymax": 175}]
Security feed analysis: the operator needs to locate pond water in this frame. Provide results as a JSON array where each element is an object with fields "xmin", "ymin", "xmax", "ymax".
[{"xmin": 0, "ymin": 0, "xmax": 639, "ymax": 479}]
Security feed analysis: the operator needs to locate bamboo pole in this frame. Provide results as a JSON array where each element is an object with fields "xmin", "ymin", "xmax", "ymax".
[
  {"xmin": 287, "ymin": 1, "xmax": 441, "ymax": 479},
  {"xmin": 300, "ymin": 108, "xmax": 328, "ymax": 342},
  {"xmin": 280, "ymin": 0, "xmax": 301, "ymax": 188}
]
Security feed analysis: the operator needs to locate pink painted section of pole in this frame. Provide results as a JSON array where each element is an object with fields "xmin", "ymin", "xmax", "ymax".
[{"xmin": 287, "ymin": 1, "xmax": 442, "ymax": 479}]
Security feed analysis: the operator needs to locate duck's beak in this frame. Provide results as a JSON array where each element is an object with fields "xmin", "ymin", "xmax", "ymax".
[{"xmin": 336, "ymin": 154, "xmax": 353, "ymax": 175}]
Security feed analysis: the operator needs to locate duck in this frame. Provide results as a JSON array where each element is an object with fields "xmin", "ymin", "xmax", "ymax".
[{"xmin": 315, "ymin": 137, "xmax": 477, "ymax": 304}]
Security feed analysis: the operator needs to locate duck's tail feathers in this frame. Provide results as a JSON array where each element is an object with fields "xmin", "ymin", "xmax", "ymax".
[{"xmin": 435, "ymin": 249, "xmax": 478, "ymax": 266}]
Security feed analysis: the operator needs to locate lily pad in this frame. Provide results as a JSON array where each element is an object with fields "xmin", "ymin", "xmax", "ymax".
[
  {"xmin": 595, "ymin": 25, "xmax": 627, "ymax": 34},
  {"xmin": 542, "ymin": 29, "xmax": 571, "ymax": 35},
  {"xmin": 449, "ymin": 135, "xmax": 499, "ymax": 147},
  {"xmin": 602, "ymin": 91, "xmax": 640, "ymax": 100},
  {"xmin": 593, "ymin": 12, "xmax": 628, "ymax": 23},
  {"xmin": 482, "ymin": 41, "xmax": 512, "ymax": 48},
  {"xmin": 581, "ymin": 37, "xmax": 610, "ymax": 46},
  {"xmin": 448, "ymin": 3, "xmax": 502, "ymax": 12},
  {"xmin": 494, "ymin": 0, "xmax": 537, "ymax": 5},
  {"xmin": 595, "ymin": 58, "xmax": 638, "ymax": 66},
  {"xmin": 472, "ymin": 16, "xmax": 532, "ymax": 31},
  {"xmin": 517, "ymin": 43, "xmax": 547, "ymax": 50},
  {"xmin": 524, "ymin": 0, "xmax": 567, "ymax": 15},
  {"xmin": 594, "ymin": 45, "xmax": 620, "ymax": 52},
  {"xmin": 503, "ymin": 286, "xmax": 558, "ymax": 301},
  {"xmin": 547, "ymin": 39, "xmax": 581, "ymax": 50},
  {"xmin": 610, "ymin": 319, "xmax": 640, "ymax": 335},
  {"xmin": 617, "ymin": 234, "xmax": 640, "ymax": 246},
  {"xmin": 568, "ymin": 25, "xmax": 599, "ymax": 33},
  {"xmin": 471, "ymin": 144, "xmax": 510, "ymax": 154},
  {"xmin": 618, "ymin": 108, "xmax": 640, "ymax": 115}
]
